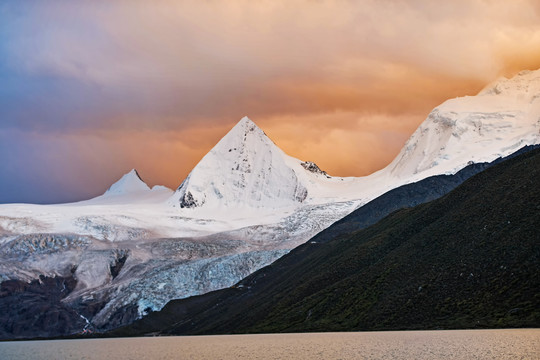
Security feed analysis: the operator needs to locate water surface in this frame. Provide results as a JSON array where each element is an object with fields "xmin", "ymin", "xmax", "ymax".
[{"xmin": 1, "ymin": 329, "xmax": 538, "ymax": 359}]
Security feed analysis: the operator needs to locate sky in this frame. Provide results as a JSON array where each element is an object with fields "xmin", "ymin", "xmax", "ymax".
[{"xmin": 1, "ymin": 0, "xmax": 540, "ymax": 204}]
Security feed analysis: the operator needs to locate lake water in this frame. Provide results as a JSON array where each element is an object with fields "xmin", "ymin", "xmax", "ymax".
[{"xmin": 1, "ymin": 329, "xmax": 538, "ymax": 359}]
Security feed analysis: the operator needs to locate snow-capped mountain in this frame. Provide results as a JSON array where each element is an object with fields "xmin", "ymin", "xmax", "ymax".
[
  {"xmin": 169, "ymin": 117, "xmax": 309, "ymax": 209},
  {"xmin": 83, "ymin": 169, "xmax": 172, "ymax": 206},
  {"xmin": 104, "ymin": 169, "xmax": 150, "ymax": 196},
  {"xmin": 5, "ymin": 69, "xmax": 538, "ymax": 239},
  {"xmin": 168, "ymin": 116, "xmax": 377, "ymax": 215},
  {"xmin": 0, "ymin": 69, "xmax": 539, "ymax": 338},
  {"xmin": 388, "ymin": 69, "xmax": 540, "ymax": 180}
]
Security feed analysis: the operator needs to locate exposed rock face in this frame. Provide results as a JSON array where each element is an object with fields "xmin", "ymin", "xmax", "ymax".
[
  {"xmin": 0, "ymin": 274, "xmax": 87, "ymax": 339},
  {"xmin": 301, "ymin": 161, "xmax": 329, "ymax": 177},
  {"xmin": 178, "ymin": 188, "xmax": 199, "ymax": 209},
  {"xmin": 109, "ymin": 249, "xmax": 129, "ymax": 279}
]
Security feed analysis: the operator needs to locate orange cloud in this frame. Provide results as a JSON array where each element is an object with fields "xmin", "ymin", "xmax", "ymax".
[{"xmin": 2, "ymin": 0, "xmax": 540, "ymax": 202}]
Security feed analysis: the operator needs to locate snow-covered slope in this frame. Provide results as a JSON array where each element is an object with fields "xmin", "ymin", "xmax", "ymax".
[
  {"xmin": 104, "ymin": 169, "xmax": 150, "ymax": 196},
  {"xmin": 388, "ymin": 69, "xmax": 540, "ymax": 180},
  {"xmin": 168, "ymin": 116, "xmax": 382, "ymax": 215},
  {"xmin": 83, "ymin": 170, "xmax": 173, "ymax": 206},
  {"xmin": 0, "ymin": 69, "xmax": 539, "ymax": 336},
  {"xmin": 5, "ymin": 69, "xmax": 538, "ymax": 239},
  {"xmin": 169, "ymin": 117, "xmax": 309, "ymax": 210}
]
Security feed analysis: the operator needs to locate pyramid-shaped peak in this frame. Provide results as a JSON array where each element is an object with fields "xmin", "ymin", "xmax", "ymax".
[
  {"xmin": 169, "ymin": 116, "xmax": 308, "ymax": 209},
  {"xmin": 232, "ymin": 116, "xmax": 265, "ymax": 133},
  {"xmin": 129, "ymin": 168, "xmax": 143, "ymax": 181},
  {"xmin": 210, "ymin": 116, "xmax": 274, "ymax": 155},
  {"xmin": 104, "ymin": 169, "xmax": 151, "ymax": 196},
  {"xmin": 237, "ymin": 116, "xmax": 256, "ymax": 128},
  {"xmin": 225, "ymin": 116, "xmax": 265, "ymax": 139}
]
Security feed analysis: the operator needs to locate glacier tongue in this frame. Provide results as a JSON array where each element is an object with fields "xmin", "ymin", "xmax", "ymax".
[{"xmin": 169, "ymin": 116, "xmax": 308, "ymax": 210}]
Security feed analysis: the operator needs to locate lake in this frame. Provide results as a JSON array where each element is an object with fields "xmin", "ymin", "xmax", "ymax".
[{"xmin": 1, "ymin": 329, "xmax": 538, "ymax": 359}]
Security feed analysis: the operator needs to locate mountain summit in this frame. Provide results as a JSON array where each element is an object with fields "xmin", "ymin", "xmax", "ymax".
[
  {"xmin": 169, "ymin": 117, "xmax": 310, "ymax": 209},
  {"xmin": 104, "ymin": 169, "xmax": 151, "ymax": 196},
  {"xmin": 388, "ymin": 69, "xmax": 540, "ymax": 179}
]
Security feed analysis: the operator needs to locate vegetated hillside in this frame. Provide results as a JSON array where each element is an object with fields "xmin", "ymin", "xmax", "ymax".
[{"xmin": 112, "ymin": 147, "xmax": 540, "ymax": 336}]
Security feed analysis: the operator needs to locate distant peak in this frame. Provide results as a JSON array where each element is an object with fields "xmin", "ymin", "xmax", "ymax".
[
  {"xmin": 129, "ymin": 169, "xmax": 144, "ymax": 182},
  {"xmin": 104, "ymin": 169, "xmax": 151, "ymax": 196}
]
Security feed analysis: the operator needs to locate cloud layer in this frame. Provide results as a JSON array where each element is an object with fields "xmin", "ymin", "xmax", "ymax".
[{"xmin": 1, "ymin": 0, "xmax": 540, "ymax": 203}]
